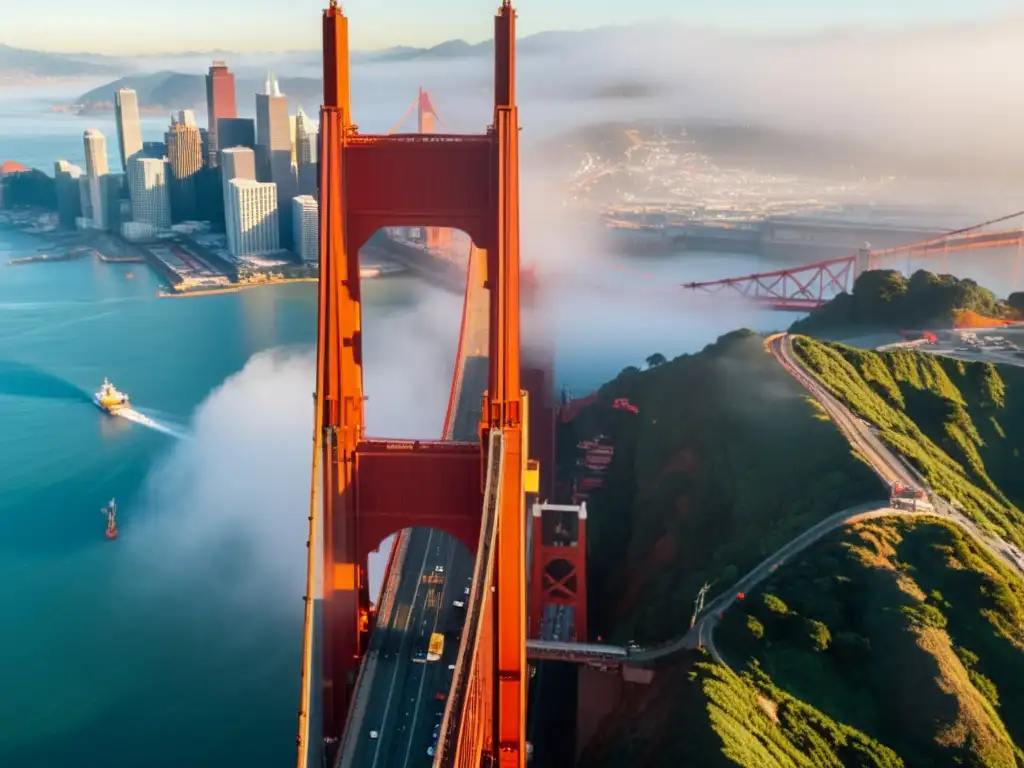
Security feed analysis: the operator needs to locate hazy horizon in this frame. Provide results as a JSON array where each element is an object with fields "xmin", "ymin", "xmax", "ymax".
[
  {"xmin": 3, "ymin": 0, "xmax": 1019, "ymax": 56},
  {"xmin": 9, "ymin": 8, "xmax": 1024, "ymax": 199}
]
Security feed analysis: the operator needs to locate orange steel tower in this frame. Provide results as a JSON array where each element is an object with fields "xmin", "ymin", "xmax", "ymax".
[
  {"xmin": 530, "ymin": 503, "xmax": 588, "ymax": 641},
  {"xmin": 316, "ymin": 0, "xmax": 527, "ymax": 764}
]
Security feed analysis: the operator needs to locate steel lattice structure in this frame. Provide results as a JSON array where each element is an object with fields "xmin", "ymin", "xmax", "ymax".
[
  {"xmin": 683, "ymin": 255, "xmax": 855, "ymax": 311},
  {"xmin": 681, "ymin": 215, "xmax": 1024, "ymax": 310}
]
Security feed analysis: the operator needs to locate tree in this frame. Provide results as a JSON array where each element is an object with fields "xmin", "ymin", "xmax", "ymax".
[
  {"xmin": 804, "ymin": 618, "xmax": 832, "ymax": 651},
  {"xmin": 1009, "ymin": 292, "xmax": 1024, "ymax": 314},
  {"xmin": 646, "ymin": 353, "xmax": 667, "ymax": 368}
]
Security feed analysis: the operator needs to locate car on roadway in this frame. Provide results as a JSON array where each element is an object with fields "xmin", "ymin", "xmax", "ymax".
[
  {"xmin": 453, "ymin": 600, "xmax": 465, "ymax": 609},
  {"xmin": 369, "ymin": 730, "xmax": 379, "ymax": 740},
  {"xmin": 434, "ymin": 565, "xmax": 445, "ymax": 573}
]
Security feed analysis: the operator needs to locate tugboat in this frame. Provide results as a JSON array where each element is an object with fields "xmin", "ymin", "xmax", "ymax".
[
  {"xmin": 94, "ymin": 378, "xmax": 130, "ymax": 415},
  {"xmin": 102, "ymin": 499, "xmax": 118, "ymax": 540}
]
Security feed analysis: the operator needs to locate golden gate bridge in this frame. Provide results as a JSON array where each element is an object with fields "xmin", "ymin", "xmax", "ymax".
[
  {"xmin": 297, "ymin": 4, "xmax": 594, "ymax": 767},
  {"xmin": 296, "ymin": 3, "xmax": 1024, "ymax": 766}
]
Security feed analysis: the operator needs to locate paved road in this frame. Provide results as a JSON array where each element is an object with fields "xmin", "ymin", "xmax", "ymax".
[
  {"xmin": 629, "ymin": 333, "xmax": 1024, "ymax": 668},
  {"xmin": 340, "ymin": 356, "xmax": 487, "ymax": 767},
  {"xmin": 348, "ymin": 528, "xmax": 474, "ymax": 766},
  {"xmin": 771, "ymin": 334, "xmax": 1024, "ymax": 576}
]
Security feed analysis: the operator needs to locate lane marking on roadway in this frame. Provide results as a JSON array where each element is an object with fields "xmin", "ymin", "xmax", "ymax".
[{"xmin": 371, "ymin": 530, "xmax": 435, "ymax": 768}]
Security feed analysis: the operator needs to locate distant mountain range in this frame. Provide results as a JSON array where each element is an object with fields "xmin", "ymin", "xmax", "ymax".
[
  {"xmin": 1, "ymin": 25, "xmax": 608, "ymax": 85},
  {"xmin": 59, "ymin": 29, "xmax": 615, "ymax": 112},
  {"xmin": 73, "ymin": 72, "xmax": 323, "ymax": 114},
  {"xmin": 0, "ymin": 43, "xmax": 123, "ymax": 78}
]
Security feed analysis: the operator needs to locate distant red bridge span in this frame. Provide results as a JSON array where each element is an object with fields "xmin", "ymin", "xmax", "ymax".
[{"xmin": 680, "ymin": 211, "xmax": 1024, "ymax": 310}]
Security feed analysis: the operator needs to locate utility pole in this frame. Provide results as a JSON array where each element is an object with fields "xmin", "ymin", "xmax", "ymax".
[{"xmin": 690, "ymin": 582, "xmax": 711, "ymax": 629}]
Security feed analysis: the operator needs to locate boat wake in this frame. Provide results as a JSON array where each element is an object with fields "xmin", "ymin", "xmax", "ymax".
[{"xmin": 116, "ymin": 407, "xmax": 188, "ymax": 440}]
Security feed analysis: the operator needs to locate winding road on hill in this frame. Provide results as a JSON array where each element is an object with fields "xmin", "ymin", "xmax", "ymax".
[{"xmin": 630, "ymin": 333, "xmax": 1024, "ymax": 668}]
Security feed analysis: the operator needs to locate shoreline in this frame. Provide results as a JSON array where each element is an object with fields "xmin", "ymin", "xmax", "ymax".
[{"xmin": 158, "ymin": 278, "xmax": 318, "ymax": 299}]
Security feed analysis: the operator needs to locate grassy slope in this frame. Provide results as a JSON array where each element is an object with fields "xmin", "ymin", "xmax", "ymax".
[
  {"xmin": 578, "ymin": 334, "xmax": 1024, "ymax": 768},
  {"xmin": 564, "ymin": 330, "xmax": 880, "ymax": 646},
  {"xmin": 716, "ymin": 517, "xmax": 1024, "ymax": 768},
  {"xmin": 580, "ymin": 660, "xmax": 903, "ymax": 768},
  {"xmin": 791, "ymin": 336, "xmax": 1024, "ymax": 543}
]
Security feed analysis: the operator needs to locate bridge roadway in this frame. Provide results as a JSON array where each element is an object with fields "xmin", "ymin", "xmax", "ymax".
[{"xmin": 340, "ymin": 355, "xmax": 487, "ymax": 767}]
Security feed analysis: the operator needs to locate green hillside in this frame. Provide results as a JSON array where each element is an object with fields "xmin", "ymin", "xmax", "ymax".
[
  {"xmin": 792, "ymin": 269, "xmax": 1021, "ymax": 334},
  {"xmin": 581, "ymin": 660, "xmax": 902, "ymax": 768},
  {"xmin": 715, "ymin": 516, "xmax": 1024, "ymax": 767},
  {"xmin": 560, "ymin": 329, "xmax": 880, "ymax": 646},
  {"xmin": 575, "ymin": 334, "xmax": 1024, "ymax": 767},
  {"xmin": 791, "ymin": 336, "xmax": 1024, "ymax": 542}
]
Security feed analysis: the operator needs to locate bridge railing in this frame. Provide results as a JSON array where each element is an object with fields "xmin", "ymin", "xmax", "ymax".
[
  {"xmin": 296, "ymin": 393, "xmax": 324, "ymax": 768},
  {"xmin": 442, "ymin": 246, "xmax": 476, "ymax": 441},
  {"xmin": 526, "ymin": 639, "xmax": 629, "ymax": 663},
  {"xmin": 434, "ymin": 430, "xmax": 506, "ymax": 767}
]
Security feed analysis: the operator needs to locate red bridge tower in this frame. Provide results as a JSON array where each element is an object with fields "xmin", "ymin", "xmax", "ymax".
[
  {"xmin": 530, "ymin": 502, "xmax": 588, "ymax": 642},
  {"xmin": 315, "ymin": 1, "xmax": 529, "ymax": 765}
]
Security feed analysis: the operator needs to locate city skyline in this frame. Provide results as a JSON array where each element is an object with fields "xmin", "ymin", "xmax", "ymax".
[
  {"xmin": 4, "ymin": 0, "xmax": 1018, "ymax": 55},
  {"xmin": 38, "ymin": 66, "xmax": 298, "ymax": 257}
]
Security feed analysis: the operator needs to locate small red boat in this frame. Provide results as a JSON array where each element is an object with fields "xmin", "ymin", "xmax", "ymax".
[{"xmin": 102, "ymin": 499, "xmax": 118, "ymax": 540}]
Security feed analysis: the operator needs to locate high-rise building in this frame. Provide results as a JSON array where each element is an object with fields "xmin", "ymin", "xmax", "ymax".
[
  {"xmin": 292, "ymin": 195, "xmax": 318, "ymax": 262},
  {"xmin": 205, "ymin": 61, "xmax": 238, "ymax": 167},
  {"xmin": 220, "ymin": 146, "xmax": 256, "ymax": 234},
  {"xmin": 114, "ymin": 89, "xmax": 143, "ymax": 174},
  {"xmin": 103, "ymin": 173, "xmax": 129, "ymax": 232},
  {"xmin": 142, "ymin": 141, "xmax": 166, "ymax": 159},
  {"xmin": 77, "ymin": 175, "xmax": 92, "ymax": 224},
  {"xmin": 295, "ymin": 107, "xmax": 317, "ymax": 165},
  {"xmin": 226, "ymin": 178, "xmax": 279, "ymax": 256},
  {"xmin": 217, "ymin": 118, "xmax": 255, "ymax": 159},
  {"xmin": 255, "ymin": 72, "xmax": 297, "ymax": 247},
  {"xmin": 295, "ymin": 106, "xmax": 318, "ymax": 197},
  {"xmin": 289, "ymin": 115, "xmax": 298, "ymax": 166},
  {"xmin": 221, "ymin": 147, "xmax": 256, "ymax": 188},
  {"xmin": 255, "ymin": 72, "xmax": 290, "ymax": 179},
  {"xmin": 54, "ymin": 160, "xmax": 83, "ymax": 229},
  {"xmin": 165, "ymin": 115, "xmax": 203, "ymax": 222},
  {"xmin": 83, "ymin": 129, "xmax": 109, "ymax": 229},
  {"xmin": 128, "ymin": 156, "xmax": 171, "ymax": 230}
]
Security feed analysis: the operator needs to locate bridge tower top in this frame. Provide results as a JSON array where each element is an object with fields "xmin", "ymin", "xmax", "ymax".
[
  {"xmin": 494, "ymin": 1, "xmax": 517, "ymax": 109},
  {"xmin": 322, "ymin": 2, "xmax": 351, "ymax": 117},
  {"xmin": 416, "ymin": 87, "xmax": 437, "ymax": 134}
]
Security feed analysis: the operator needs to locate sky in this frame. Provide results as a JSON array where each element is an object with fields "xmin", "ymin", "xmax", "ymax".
[{"xmin": 5, "ymin": 0, "xmax": 1019, "ymax": 54}]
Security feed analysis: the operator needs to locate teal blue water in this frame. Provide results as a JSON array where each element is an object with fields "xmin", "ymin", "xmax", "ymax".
[
  {"xmin": 8, "ymin": 79, "xmax": 1014, "ymax": 768},
  {"xmin": 0, "ymin": 220, "xmax": 790, "ymax": 766},
  {"xmin": 0, "ymin": 226, "xmax": 468, "ymax": 767}
]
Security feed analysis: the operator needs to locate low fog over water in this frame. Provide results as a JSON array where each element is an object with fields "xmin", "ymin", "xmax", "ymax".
[{"xmin": 7, "ymin": 3, "xmax": 1023, "ymax": 633}]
